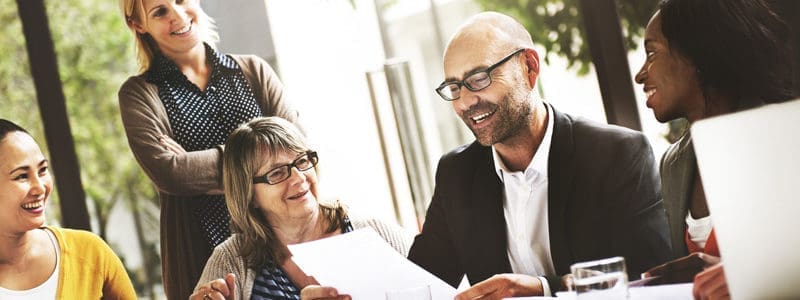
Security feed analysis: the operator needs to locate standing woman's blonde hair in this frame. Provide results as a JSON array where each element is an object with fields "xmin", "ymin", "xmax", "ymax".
[
  {"xmin": 119, "ymin": 0, "xmax": 220, "ymax": 73},
  {"xmin": 223, "ymin": 117, "xmax": 345, "ymax": 268}
]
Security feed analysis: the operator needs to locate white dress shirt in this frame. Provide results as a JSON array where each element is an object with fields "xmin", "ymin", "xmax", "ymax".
[{"xmin": 492, "ymin": 104, "xmax": 556, "ymax": 296}]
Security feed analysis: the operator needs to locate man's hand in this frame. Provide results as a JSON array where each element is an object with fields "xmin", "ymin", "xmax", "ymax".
[
  {"xmin": 561, "ymin": 274, "xmax": 574, "ymax": 291},
  {"xmin": 693, "ymin": 264, "xmax": 729, "ymax": 300},
  {"xmin": 454, "ymin": 274, "xmax": 543, "ymax": 300},
  {"xmin": 190, "ymin": 273, "xmax": 236, "ymax": 300},
  {"xmin": 643, "ymin": 252, "xmax": 720, "ymax": 285},
  {"xmin": 300, "ymin": 285, "xmax": 351, "ymax": 300}
]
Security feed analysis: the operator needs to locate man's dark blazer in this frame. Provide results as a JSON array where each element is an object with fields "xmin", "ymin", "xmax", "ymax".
[{"xmin": 408, "ymin": 105, "xmax": 673, "ymax": 291}]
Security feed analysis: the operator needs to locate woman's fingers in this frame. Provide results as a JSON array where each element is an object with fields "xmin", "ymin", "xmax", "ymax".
[
  {"xmin": 300, "ymin": 285, "xmax": 351, "ymax": 300},
  {"xmin": 696, "ymin": 253, "xmax": 721, "ymax": 268},
  {"xmin": 191, "ymin": 284, "xmax": 225, "ymax": 300},
  {"xmin": 209, "ymin": 278, "xmax": 231, "ymax": 296},
  {"xmin": 693, "ymin": 264, "xmax": 729, "ymax": 300},
  {"xmin": 301, "ymin": 285, "xmax": 337, "ymax": 298},
  {"xmin": 224, "ymin": 273, "xmax": 237, "ymax": 299},
  {"xmin": 192, "ymin": 277, "xmax": 234, "ymax": 300}
]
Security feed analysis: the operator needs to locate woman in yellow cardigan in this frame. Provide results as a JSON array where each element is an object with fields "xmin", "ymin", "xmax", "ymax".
[{"xmin": 0, "ymin": 119, "xmax": 136, "ymax": 299}]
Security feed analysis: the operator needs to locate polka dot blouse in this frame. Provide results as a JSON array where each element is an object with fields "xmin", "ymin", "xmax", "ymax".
[{"xmin": 146, "ymin": 44, "xmax": 263, "ymax": 247}]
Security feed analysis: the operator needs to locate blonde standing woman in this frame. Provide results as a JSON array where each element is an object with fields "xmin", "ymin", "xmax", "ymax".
[{"xmin": 118, "ymin": 0, "xmax": 301, "ymax": 298}]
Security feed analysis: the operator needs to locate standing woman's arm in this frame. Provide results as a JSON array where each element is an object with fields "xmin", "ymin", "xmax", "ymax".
[{"xmin": 118, "ymin": 76, "xmax": 224, "ymax": 196}]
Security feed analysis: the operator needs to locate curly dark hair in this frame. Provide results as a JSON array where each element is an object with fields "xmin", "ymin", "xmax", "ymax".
[{"xmin": 659, "ymin": 0, "xmax": 794, "ymax": 109}]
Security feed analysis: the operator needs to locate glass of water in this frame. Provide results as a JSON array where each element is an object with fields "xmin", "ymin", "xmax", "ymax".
[
  {"xmin": 385, "ymin": 285, "xmax": 431, "ymax": 300},
  {"xmin": 570, "ymin": 256, "xmax": 628, "ymax": 300}
]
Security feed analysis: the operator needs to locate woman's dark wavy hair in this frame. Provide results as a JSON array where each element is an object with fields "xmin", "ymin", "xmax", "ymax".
[
  {"xmin": 659, "ymin": 0, "xmax": 794, "ymax": 109},
  {"xmin": 0, "ymin": 119, "xmax": 29, "ymax": 142}
]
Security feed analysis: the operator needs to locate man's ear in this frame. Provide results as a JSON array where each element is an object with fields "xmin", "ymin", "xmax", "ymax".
[{"xmin": 521, "ymin": 48, "xmax": 540, "ymax": 88}]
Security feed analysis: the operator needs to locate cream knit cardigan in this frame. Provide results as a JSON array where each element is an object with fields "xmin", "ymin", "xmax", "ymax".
[{"xmin": 195, "ymin": 216, "xmax": 414, "ymax": 299}]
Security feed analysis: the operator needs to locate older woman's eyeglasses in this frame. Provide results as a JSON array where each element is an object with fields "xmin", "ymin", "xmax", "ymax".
[
  {"xmin": 435, "ymin": 48, "xmax": 526, "ymax": 101},
  {"xmin": 253, "ymin": 151, "xmax": 318, "ymax": 185}
]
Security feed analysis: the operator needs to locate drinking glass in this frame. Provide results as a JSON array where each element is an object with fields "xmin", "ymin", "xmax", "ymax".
[
  {"xmin": 570, "ymin": 256, "xmax": 628, "ymax": 300},
  {"xmin": 385, "ymin": 285, "xmax": 432, "ymax": 300}
]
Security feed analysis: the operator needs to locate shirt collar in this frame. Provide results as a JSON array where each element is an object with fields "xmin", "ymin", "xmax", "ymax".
[
  {"xmin": 146, "ymin": 43, "xmax": 238, "ymax": 83},
  {"xmin": 492, "ymin": 103, "xmax": 554, "ymax": 182},
  {"xmin": 209, "ymin": 44, "xmax": 238, "ymax": 71}
]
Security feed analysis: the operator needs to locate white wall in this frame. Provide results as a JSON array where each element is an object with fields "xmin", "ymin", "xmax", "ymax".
[
  {"xmin": 204, "ymin": 0, "xmax": 277, "ymax": 62},
  {"xmin": 266, "ymin": 0, "xmax": 413, "ymax": 227}
]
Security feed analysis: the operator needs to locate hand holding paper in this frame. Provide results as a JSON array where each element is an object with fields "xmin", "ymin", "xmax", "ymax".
[{"xmin": 288, "ymin": 228, "xmax": 457, "ymax": 299}]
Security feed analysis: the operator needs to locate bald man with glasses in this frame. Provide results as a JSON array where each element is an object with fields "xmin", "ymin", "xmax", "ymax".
[{"xmin": 408, "ymin": 12, "xmax": 672, "ymax": 299}]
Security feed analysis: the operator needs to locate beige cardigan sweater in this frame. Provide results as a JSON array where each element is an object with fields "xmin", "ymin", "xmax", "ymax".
[
  {"xmin": 195, "ymin": 217, "xmax": 414, "ymax": 300},
  {"xmin": 118, "ymin": 54, "xmax": 300, "ymax": 300}
]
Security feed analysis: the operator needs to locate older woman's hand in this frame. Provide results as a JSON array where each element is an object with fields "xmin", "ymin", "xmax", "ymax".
[
  {"xmin": 300, "ymin": 285, "xmax": 350, "ymax": 300},
  {"xmin": 190, "ymin": 273, "xmax": 236, "ymax": 300}
]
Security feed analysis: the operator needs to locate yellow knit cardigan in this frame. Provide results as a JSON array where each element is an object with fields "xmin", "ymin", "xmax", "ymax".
[{"xmin": 46, "ymin": 226, "xmax": 137, "ymax": 299}]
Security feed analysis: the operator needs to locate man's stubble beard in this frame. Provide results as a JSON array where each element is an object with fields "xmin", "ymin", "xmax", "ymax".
[{"xmin": 471, "ymin": 88, "xmax": 533, "ymax": 146}]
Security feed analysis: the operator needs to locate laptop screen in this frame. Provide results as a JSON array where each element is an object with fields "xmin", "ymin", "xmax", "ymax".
[{"xmin": 691, "ymin": 99, "xmax": 800, "ymax": 299}]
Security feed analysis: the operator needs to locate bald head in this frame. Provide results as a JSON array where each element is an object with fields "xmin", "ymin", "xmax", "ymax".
[
  {"xmin": 440, "ymin": 11, "xmax": 539, "ymax": 99},
  {"xmin": 444, "ymin": 12, "xmax": 534, "ymax": 62},
  {"xmin": 439, "ymin": 12, "xmax": 544, "ymax": 148}
]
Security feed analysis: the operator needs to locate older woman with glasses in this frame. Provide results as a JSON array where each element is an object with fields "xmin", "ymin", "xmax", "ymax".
[{"xmin": 190, "ymin": 117, "xmax": 412, "ymax": 300}]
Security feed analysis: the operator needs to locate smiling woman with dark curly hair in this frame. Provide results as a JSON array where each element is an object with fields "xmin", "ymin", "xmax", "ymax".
[{"xmin": 635, "ymin": 0, "xmax": 794, "ymax": 298}]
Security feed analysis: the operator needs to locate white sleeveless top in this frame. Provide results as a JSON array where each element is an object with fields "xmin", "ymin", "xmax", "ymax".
[
  {"xmin": 0, "ymin": 229, "xmax": 60, "ymax": 300},
  {"xmin": 686, "ymin": 212, "xmax": 714, "ymax": 248}
]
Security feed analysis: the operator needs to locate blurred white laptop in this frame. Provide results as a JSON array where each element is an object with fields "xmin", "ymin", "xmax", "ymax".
[{"xmin": 691, "ymin": 99, "xmax": 800, "ymax": 299}]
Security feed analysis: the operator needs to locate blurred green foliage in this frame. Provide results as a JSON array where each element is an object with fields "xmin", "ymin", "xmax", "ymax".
[
  {"xmin": 0, "ymin": 1, "xmax": 59, "ymax": 220},
  {"xmin": 0, "ymin": 0, "xmax": 161, "ymax": 297},
  {"xmin": 474, "ymin": 0, "xmax": 658, "ymax": 75}
]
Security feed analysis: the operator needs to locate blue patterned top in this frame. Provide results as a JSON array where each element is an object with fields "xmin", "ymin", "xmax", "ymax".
[{"xmin": 251, "ymin": 217, "xmax": 354, "ymax": 300}]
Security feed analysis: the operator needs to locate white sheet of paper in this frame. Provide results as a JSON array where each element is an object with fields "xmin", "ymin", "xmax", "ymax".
[
  {"xmin": 629, "ymin": 283, "xmax": 693, "ymax": 299},
  {"xmin": 288, "ymin": 228, "xmax": 457, "ymax": 299}
]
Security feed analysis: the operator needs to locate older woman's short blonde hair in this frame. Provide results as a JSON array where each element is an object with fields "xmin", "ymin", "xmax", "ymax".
[
  {"xmin": 119, "ymin": 0, "xmax": 220, "ymax": 73},
  {"xmin": 223, "ymin": 117, "xmax": 345, "ymax": 268}
]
